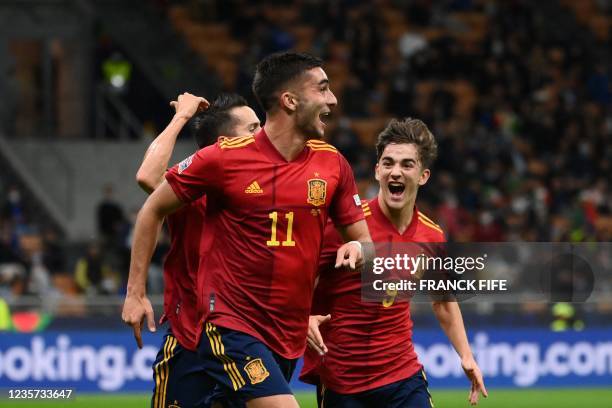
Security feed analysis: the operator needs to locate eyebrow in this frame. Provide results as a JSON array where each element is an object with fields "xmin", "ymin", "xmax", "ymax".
[
  {"xmin": 318, "ymin": 78, "xmax": 330, "ymax": 86},
  {"xmin": 381, "ymin": 157, "xmax": 416, "ymax": 163}
]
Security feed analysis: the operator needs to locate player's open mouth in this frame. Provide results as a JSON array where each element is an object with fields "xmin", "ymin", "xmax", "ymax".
[
  {"xmin": 388, "ymin": 182, "xmax": 405, "ymax": 198},
  {"xmin": 319, "ymin": 111, "xmax": 330, "ymax": 126}
]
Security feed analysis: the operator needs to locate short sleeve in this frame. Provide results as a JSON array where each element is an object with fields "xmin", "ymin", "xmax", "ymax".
[
  {"xmin": 165, "ymin": 144, "xmax": 223, "ymax": 203},
  {"xmin": 317, "ymin": 220, "xmax": 344, "ymax": 272},
  {"xmin": 329, "ymin": 154, "xmax": 364, "ymax": 227}
]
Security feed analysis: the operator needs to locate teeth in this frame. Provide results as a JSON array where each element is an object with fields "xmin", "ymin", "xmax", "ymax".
[{"xmin": 389, "ymin": 182, "xmax": 405, "ymax": 196}]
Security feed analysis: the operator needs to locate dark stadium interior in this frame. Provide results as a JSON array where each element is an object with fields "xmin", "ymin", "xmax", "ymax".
[{"xmin": 1, "ymin": 0, "xmax": 610, "ymax": 330}]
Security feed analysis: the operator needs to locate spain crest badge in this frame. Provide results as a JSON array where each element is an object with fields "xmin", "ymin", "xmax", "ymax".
[
  {"xmin": 307, "ymin": 178, "xmax": 327, "ymax": 207},
  {"xmin": 244, "ymin": 358, "xmax": 270, "ymax": 384}
]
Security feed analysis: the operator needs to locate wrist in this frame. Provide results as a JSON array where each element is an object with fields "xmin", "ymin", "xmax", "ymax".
[
  {"xmin": 460, "ymin": 352, "xmax": 475, "ymax": 362},
  {"xmin": 173, "ymin": 113, "xmax": 192, "ymax": 123},
  {"xmin": 126, "ymin": 284, "xmax": 146, "ymax": 297},
  {"xmin": 348, "ymin": 240, "xmax": 362, "ymax": 253}
]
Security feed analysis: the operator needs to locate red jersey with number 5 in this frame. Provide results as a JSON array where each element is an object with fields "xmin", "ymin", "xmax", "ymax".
[
  {"xmin": 165, "ymin": 129, "xmax": 363, "ymax": 358},
  {"xmin": 300, "ymin": 197, "xmax": 446, "ymax": 393}
]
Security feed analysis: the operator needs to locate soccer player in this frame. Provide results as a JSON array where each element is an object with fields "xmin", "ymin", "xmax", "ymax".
[
  {"xmin": 301, "ymin": 118, "xmax": 487, "ymax": 407},
  {"xmin": 129, "ymin": 91, "xmax": 260, "ymax": 407},
  {"xmin": 123, "ymin": 52, "xmax": 372, "ymax": 408}
]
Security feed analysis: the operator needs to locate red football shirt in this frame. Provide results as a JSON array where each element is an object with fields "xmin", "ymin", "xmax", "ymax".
[
  {"xmin": 160, "ymin": 197, "xmax": 206, "ymax": 351},
  {"xmin": 165, "ymin": 129, "xmax": 364, "ymax": 358},
  {"xmin": 300, "ymin": 197, "xmax": 446, "ymax": 394}
]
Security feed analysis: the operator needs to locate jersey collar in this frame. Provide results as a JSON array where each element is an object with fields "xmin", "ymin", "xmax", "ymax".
[
  {"xmin": 255, "ymin": 128, "xmax": 309, "ymax": 164},
  {"xmin": 370, "ymin": 197, "xmax": 419, "ymax": 239}
]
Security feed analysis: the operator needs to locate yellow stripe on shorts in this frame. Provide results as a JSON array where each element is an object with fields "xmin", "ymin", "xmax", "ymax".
[
  {"xmin": 205, "ymin": 323, "xmax": 246, "ymax": 390},
  {"xmin": 153, "ymin": 336, "xmax": 175, "ymax": 408},
  {"xmin": 422, "ymin": 369, "xmax": 434, "ymax": 407},
  {"xmin": 160, "ymin": 337, "xmax": 177, "ymax": 407}
]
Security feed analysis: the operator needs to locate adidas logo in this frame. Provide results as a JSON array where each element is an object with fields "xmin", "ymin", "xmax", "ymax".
[{"xmin": 245, "ymin": 181, "xmax": 263, "ymax": 194}]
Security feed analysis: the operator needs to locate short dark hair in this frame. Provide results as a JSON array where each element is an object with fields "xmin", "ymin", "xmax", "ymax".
[
  {"xmin": 192, "ymin": 93, "xmax": 249, "ymax": 148},
  {"xmin": 376, "ymin": 118, "xmax": 438, "ymax": 169},
  {"xmin": 252, "ymin": 52, "xmax": 323, "ymax": 112}
]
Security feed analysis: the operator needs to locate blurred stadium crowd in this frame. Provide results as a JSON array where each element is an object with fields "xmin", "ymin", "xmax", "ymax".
[{"xmin": 0, "ymin": 0, "xmax": 610, "ymax": 322}]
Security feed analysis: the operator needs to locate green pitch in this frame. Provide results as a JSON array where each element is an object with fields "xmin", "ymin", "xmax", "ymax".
[{"xmin": 2, "ymin": 389, "xmax": 611, "ymax": 407}]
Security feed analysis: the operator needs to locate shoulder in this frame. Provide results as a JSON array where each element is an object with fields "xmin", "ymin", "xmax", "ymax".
[
  {"xmin": 217, "ymin": 135, "xmax": 256, "ymax": 150},
  {"xmin": 416, "ymin": 210, "xmax": 446, "ymax": 242},
  {"xmin": 307, "ymin": 140, "xmax": 354, "ymax": 179},
  {"xmin": 306, "ymin": 139, "xmax": 339, "ymax": 154},
  {"xmin": 361, "ymin": 199, "xmax": 373, "ymax": 219}
]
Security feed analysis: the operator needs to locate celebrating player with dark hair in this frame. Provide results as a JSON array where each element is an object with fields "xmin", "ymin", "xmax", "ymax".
[
  {"xmin": 127, "ymin": 92, "xmax": 260, "ymax": 407},
  {"xmin": 123, "ymin": 52, "xmax": 372, "ymax": 408},
  {"xmin": 191, "ymin": 93, "xmax": 260, "ymax": 149},
  {"xmin": 301, "ymin": 118, "xmax": 487, "ymax": 407}
]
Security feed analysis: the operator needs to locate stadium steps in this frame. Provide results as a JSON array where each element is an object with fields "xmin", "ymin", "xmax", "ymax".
[
  {"xmin": 0, "ymin": 136, "xmax": 69, "ymax": 234},
  {"xmin": 534, "ymin": 0, "xmax": 608, "ymax": 63},
  {"xmin": 169, "ymin": 4, "xmax": 317, "ymax": 90},
  {"xmin": 350, "ymin": 118, "xmax": 390, "ymax": 146},
  {"xmin": 87, "ymin": 0, "xmax": 221, "ymax": 101},
  {"xmin": 3, "ymin": 139, "xmax": 196, "ymax": 241},
  {"xmin": 558, "ymin": 0, "xmax": 610, "ymax": 43},
  {"xmin": 167, "ymin": 5, "xmax": 243, "ymax": 90}
]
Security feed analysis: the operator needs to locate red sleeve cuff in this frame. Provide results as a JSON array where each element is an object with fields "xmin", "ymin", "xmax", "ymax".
[
  {"xmin": 331, "ymin": 211, "xmax": 365, "ymax": 228},
  {"xmin": 164, "ymin": 171, "xmax": 192, "ymax": 203}
]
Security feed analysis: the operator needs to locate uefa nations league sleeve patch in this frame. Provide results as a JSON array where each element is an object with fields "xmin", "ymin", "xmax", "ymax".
[{"xmin": 178, "ymin": 155, "xmax": 194, "ymax": 174}]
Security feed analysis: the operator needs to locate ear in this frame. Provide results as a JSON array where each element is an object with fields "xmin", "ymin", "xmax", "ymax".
[
  {"xmin": 280, "ymin": 91, "xmax": 298, "ymax": 112},
  {"xmin": 374, "ymin": 162, "xmax": 381, "ymax": 182},
  {"xmin": 418, "ymin": 168, "xmax": 430, "ymax": 186}
]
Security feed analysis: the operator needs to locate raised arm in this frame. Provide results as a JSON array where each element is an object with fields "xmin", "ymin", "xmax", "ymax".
[
  {"xmin": 136, "ymin": 93, "xmax": 209, "ymax": 194},
  {"xmin": 431, "ymin": 301, "xmax": 487, "ymax": 405},
  {"xmin": 121, "ymin": 181, "xmax": 184, "ymax": 347}
]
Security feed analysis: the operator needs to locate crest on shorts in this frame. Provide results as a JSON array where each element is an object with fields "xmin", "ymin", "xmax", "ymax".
[
  {"xmin": 168, "ymin": 402, "xmax": 181, "ymax": 408},
  {"xmin": 307, "ymin": 178, "xmax": 327, "ymax": 207},
  {"xmin": 244, "ymin": 358, "xmax": 270, "ymax": 385}
]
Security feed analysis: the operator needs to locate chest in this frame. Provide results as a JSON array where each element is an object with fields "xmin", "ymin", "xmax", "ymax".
[{"xmin": 222, "ymin": 156, "xmax": 340, "ymax": 211}]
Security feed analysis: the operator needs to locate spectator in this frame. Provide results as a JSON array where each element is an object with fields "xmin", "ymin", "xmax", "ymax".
[
  {"xmin": 328, "ymin": 118, "xmax": 363, "ymax": 163},
  {"xmin": 16, "ymin": 231, "xmax": 51, "ymax": 296},
  {"xmin": 341, "ymin": 75, "xmax": 370, "ymax": 118},
  {"xmin": 2, "ymin": 186, "xmax": 24, "ymax": 227},
  {"xmin": 96, "ymin": 184, "xmax": 126, "ymax": 246},
  {"xmin": 42, "ymin": 229, "xmax": 67, "ymax": 276},
  {"xmin": 0, "ymin": 225, "xmax": 27, "ymax": 297},
  {"xmin": 74, "ymin": 242, "xmax": 119, "ymax": 295}
]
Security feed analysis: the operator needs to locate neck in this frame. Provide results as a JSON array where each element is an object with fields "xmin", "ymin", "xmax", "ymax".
[
  {"xmin": 263, "ymin": 113, "xmax": 307, "ymax": 161},
  {"xmin": 377, "ymin": 192, "xmax": 416, "ymax": 234}
]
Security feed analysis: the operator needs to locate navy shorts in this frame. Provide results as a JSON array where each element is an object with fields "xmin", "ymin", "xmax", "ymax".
[
  {"xmin": 320, "ymin": 369, "xmax": 434, "ymax": 408},
  {"xmin": 151, "ymin": 329, "xmax": 217, "ymax": 408},
  {"xmin": 199, "ymin": 322, "xmax": 298, "ymax": 404}
]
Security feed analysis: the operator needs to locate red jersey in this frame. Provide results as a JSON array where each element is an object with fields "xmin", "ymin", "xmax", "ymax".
[
  {"xmin": 165, "ymin": 129, "xmax": 363, "ymax": 358},
  {"xmin": 160, "ymin": 197, "xmax": 206, "ymax": 351},
  {"xmin": 300, "ymin": 197, "xmax": 445, "ymax": 394}
]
